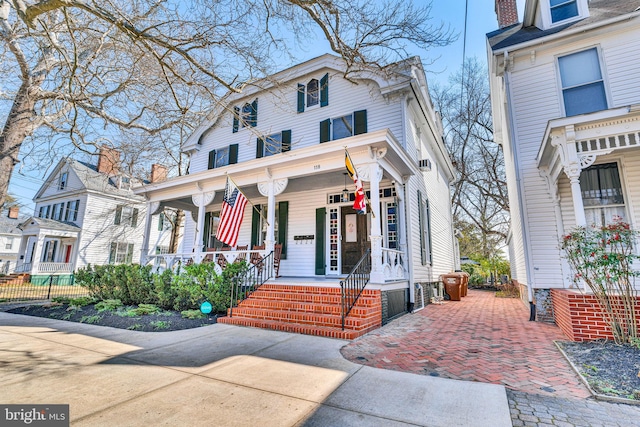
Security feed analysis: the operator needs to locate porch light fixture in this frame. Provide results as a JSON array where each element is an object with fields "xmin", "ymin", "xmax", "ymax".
[{"xmin": 341, "ymin": 173, "xmax": 350, "ymax": 202}]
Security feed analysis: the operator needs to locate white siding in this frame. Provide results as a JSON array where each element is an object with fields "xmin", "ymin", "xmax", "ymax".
[
  {"xmin": 191, "ymin": 73, "xmax": 404, "ymax": 174},
  {"xmin": 493, "ymin": 15, "xmax": 640, "ymax": 291}
]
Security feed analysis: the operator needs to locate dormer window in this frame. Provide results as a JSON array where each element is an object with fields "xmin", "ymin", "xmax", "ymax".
[
  {"xmin": 550, "ymin": 0, "xmax": 578, "ymax": 23},
  {"xmin": 306, "ymin": 79, "xmax": 319, "ymax": 107},
  {"xmin": 232, "ymin": 99, "xmax": 258, "ymax": 133},
  {"xmin": 297, "ymin": 73, "xmax": 329, "ymax": 113}
]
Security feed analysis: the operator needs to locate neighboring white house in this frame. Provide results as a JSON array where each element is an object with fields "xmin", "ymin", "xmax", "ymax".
[
  {"xmin": 0, "ymin": 206, "xmax": 22, "ymax": 275},
  {"xmin": 14, "ymin": 148, "xmax": 177, "ymax": 285},
  {"xmin": 134, "ymin": 53, "xmax": 458, "ymax": 334},
  {"xmin": 488, "ymin": 0, "xmax": 640, "ymax": 320}
]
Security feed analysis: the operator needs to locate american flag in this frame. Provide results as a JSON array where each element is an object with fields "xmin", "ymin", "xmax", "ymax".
[{"xmin": 216, "ymin": 177, "xmax": 248, "ymax": 247}]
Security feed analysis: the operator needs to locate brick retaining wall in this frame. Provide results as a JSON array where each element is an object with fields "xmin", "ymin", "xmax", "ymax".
[{"xmin": 551, "ymin": 289, "xmax": 640, "ymax": 341}]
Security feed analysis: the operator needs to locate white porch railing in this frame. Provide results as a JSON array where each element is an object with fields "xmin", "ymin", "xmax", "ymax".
[
  {"xmin": 144, "ymin": 249, "xmax": 266, "ymax": 273},
  {"xmin": 14, "ymin": 262, "xmax": 73, "ymax": 274},
  {"xmin": 37, "ymin": 263, "xmax": 73, "ymax": 273},
  {"xmin": 381, "ymin": 248, "xmax": 407, "ymax": 281}
]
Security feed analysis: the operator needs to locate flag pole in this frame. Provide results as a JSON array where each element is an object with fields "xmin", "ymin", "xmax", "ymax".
[
  {"xmin": 344, "ymin": 148, "xmax": 375, "ymax": 218},
  {"xmin": 226, "ymin": 174, "xmax": 269, "ymax": 227}
]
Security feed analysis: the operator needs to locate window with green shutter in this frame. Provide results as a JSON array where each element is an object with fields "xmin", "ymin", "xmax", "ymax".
[
  {"xmin": 297, "ymin": 74, "xmax": 329, "ymax": 113},
  {"xmin": 320, "ymin": 109, "xmax": 367, "ymax": 142}
]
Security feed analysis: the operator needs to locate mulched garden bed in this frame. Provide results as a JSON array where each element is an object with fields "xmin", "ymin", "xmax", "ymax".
[
  {"xmin": 557, "ymin": 340, "xmax": 640, "ymax": 402},
  {"xmin": 6, "ymin": 303, "xmax": 220, "ymax": 332}
]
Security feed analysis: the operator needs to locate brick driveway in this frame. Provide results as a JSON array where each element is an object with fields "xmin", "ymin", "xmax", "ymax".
[{"xmin": 341, "ymin": 289, "xmax": 591, "ymax": 399}]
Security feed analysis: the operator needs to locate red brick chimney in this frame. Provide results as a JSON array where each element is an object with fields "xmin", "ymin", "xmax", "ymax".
[
  {"xmin": 495, "ymin": 0, "xmax": 519, "ymax": 29},
  {"xmin": 7, "ymin": 206, "xmax": 19, "ymax": 219},
  {"xmin": 96, "ymin": 146, "xmax": 120, "ymax": 176},
  {"xmin": 150, "ymin": 164, "xmax": 168, "ymax": 183}
]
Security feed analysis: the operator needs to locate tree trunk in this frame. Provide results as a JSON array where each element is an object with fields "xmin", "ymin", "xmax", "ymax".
[
  {"xmin": 169, "ymin": 209, "xmax": 184, "ymax": 253},
  {"xmin": 0, "ymin": 80, "xmax": 40, "ymax": 209}
]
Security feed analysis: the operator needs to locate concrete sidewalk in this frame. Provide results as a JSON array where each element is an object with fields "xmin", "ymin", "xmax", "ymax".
[{"xmin": 0, "ymin": 312, "xmax": 511, "ymax": 427}]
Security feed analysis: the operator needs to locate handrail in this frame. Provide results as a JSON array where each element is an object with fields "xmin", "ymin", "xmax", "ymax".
[
  {"xmin": 228, "ymin": 251, "xmax": 274, "ymax": 317},
  {"xmin": 340, "ymin": 248, "xmax": 371, "ymax": 330}
]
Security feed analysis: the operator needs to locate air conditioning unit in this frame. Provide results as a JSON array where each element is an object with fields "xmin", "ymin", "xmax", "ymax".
[{"xmin": 418, "ymin": 158, "xmax": 432, "ymax": 171}]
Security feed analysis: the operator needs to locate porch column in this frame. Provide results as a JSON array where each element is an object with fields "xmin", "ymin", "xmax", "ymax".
[
  {"xmin": 394, "ymin": 180, "xmax": 409, "ymax": 293},
  {"xmin": 258, "ymin": 178, "xmax": 288, "ymax": 253},
  {"xmin": 558, "ymin": 125, "xmax": 587, "ymax": 227},
  {"xmin": 565, "ymin": 166, "xmax": 587, "ymax": 227},
  {"xmin": 140, "ymin": 201, "xmax": 161, "ymax": 264},
  {"xmin": 30, "ymin": 234, "xmax": 45, "ymax": 275},
  {"xmin": 191, "ymin": 191, "xmax": 215, "ymax": 252},
  {"xmin": 368, "ymin": 163, "xmax": 384, "ymax": 284}
]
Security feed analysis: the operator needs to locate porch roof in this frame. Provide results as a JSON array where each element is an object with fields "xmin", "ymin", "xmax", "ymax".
[
  {"xmin": 134, "ymin": 129, "xmax": 417, "ymax": 211},
  {"xmin": 537, "ymin": 104, "xmax": 640, "ymax": 184},
  {"xmin": 18, "ymin": 217, "xmax": 81, "ymax": 237}
]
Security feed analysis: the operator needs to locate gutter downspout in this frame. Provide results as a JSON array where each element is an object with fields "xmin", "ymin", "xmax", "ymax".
[
  {"xmin": 401, "ymin": 94, "xmax": 416, "ymax": 311},
  {"xmin": 503, "ymin": 51, "xmax": 536, "ymax": 320}
]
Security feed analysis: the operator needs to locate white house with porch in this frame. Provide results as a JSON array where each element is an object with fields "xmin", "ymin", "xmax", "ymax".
[
  {"xmin": 135, "ymin": 54, "xmax": 458, "ymax": 338},
  {"xmin": 488, "ymin": 0, "xmax": 640, "ymax": 325},
  {"xmin": 14, "ymin": 149, "xmax": 176, "ymax": 285}
]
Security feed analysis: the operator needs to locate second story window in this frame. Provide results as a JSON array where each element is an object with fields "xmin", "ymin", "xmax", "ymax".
[
  {"xmin": 550, "ymin": 0, "xmax": 578, "ymax": 23},
  {"xmin": 59, "ymin": 172, "xmax": 68, "ymax": 190},
  {"xmin": 558, "ymin": 48, "xmax": 607, "ymax": 117},
  {"xmin": 319, "ymin": 110, "xmax": 368, "ymax": 143},
  {"xmin": 208, "ymin": 144, "xmax": 238, "ymax": 169},
  {"xmin": 256, "ymin": 131, "xmax": 291, "ymax": 158},
  {"xmin": 114, "ymin": 205, "xmax": 139, "ymax": 227},
  {"xmin": 65, "ymin": 200, "xmax": 80, "ymax": 222}
]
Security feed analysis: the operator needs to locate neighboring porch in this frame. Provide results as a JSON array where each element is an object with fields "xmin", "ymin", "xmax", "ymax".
[
  {"xmin": 14, "ymin": 217, "xmax": 80, "ymax": 285},
  {"xmin": 537, "ymin": 105, "xmax": 640, "ymax": 334}
]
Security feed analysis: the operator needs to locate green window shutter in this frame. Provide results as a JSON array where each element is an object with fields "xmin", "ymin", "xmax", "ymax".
[
  {"xmin": 297, "ymin": 84, "xmax": 305, "ymax": 113},
  {"xmin": 109, "ymin": 242, "xmax": 117, "ymax": 264},
  {"xmin": 251, "ymin": 206, "xmax": 262, "ymax": 247},
  {"xmin": 282, "ymin": 130, "xmax": 292, "ymax": 153},
  {"xmin": 315, "ymin": 208, "xmax": 326, "ymax": 275},
  {"xmin": 320, "ymin": 119, "xmax": 330, "ymax": 143},
  {"xmin": 203, "ymin": 212, "xmax": 212, "ymax": 249},
  {"xmin": 256, "ymin": 138, "xmax": 264, "ymax": 158},
  {"xmin": 229, "ymin": 144, "xmax": 239, "ymax": 164},
  {"xmin": 426, "ymin": 198, "xmax": 433, "ymax": 264},
  {"xmin": 320, "ymin": 73, "xmax": 329, "ymax": 107},
  {"xmin": 126, "ymin": 243, "xmax": 134, "ymax": 264},
  {"xmin": 114, "ymin": 205, "xmax": 122, "ymax": 225},
  {"xmin": 250, "ymin": 99, "xmax": 258, "ymax": 127},
  {"xmin": 131, "ymin": 208, "xmax": 139, "ymax": 227},
  {"xmin": 208, "ymin": 150, "xmax": 216, "ymax": 169},
  {"xmin": 232, "ymin": 106, "xmax": 240, "ymax": 133},
  {"xmin": 354, "ymin": 109, "xmax": 368, "ymax": 135},
  {"xmin": 158, "ymin": 213, "xmax": 164, "ymax": 231},
  {"xmin": 278, "ymin": 201, "xmax": 288, "ymax": 259},
  {"xmin": 417, "ymin": 190, "xmax": 427, "ymax": 266}
]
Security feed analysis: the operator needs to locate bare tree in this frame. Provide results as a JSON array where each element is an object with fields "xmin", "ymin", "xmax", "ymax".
[
  {"xmin": 0, "ymin": 0, "xmax": 456, "ymax": 208},
  {"xmin": 431, "ymin": 57, "xmax": 509, "ymax": 259}
]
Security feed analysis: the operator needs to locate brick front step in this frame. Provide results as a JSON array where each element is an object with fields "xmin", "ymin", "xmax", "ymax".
[
  {"xmin": 0, "ymin": 274, "xmax": 29, "ymax": 286},
  {"xmin": 218, "ymin": 283, "xmax": 382, "ymax": 339}
]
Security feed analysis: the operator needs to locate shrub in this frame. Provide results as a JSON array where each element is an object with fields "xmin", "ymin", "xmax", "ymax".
[
  {"xmin": 561, "ymin": 219, "xmax": 639, "ymax": 344},
  {"xmin": 95, "ymin": 299, "xmax": 123, "ymax": 312},
  {"xmin": 131, "ymin": 304, "xmax": 161, "ymax": 315},
  {"xmin": 181, "ymin": 309, "xmax": 206, "ymax": 319},
  {"xmin": 76, "ymin": 264, "xmax": 155, "ymax": 305}
]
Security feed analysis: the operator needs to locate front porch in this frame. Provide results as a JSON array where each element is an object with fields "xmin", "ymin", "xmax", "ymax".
[
  {"xmin": 136, "ymin": 131, "xmax": 418, "ymax": 337},
  {"xmin": 15, "ymin": 218, "xmax": 80, "ymax": 285}
]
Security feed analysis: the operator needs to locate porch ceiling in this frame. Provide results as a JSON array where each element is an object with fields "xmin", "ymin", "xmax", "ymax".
[{"xmin": 136, "ymin": 129, "xmax": 416, "ymax": 209}]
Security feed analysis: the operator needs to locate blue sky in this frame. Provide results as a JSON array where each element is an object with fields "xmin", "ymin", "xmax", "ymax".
[{"xmin": 8, "ymin": 0, "xmax": 525, "ymax": 215}]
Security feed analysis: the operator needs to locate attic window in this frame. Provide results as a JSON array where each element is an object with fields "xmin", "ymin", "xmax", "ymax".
[
  {"xmin": 232, "ymin": 99, "xmax": 258, "ymax": 132},
  {"xmin": 550, "ymin": 0, "xmax": 578, "ymax": 23},
  {"xmin": 59, "ymin": 172, "xmax": 68, "ymax": 190},
  {"xmin": 297, "ymin": 73, "xmax": 329, "ymax": 113}
]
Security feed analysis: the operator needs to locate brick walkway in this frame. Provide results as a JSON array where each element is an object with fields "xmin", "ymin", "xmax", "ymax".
[{"xmin": 341, "ymin": 289, "xmax": 591, "ymax": 399}]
